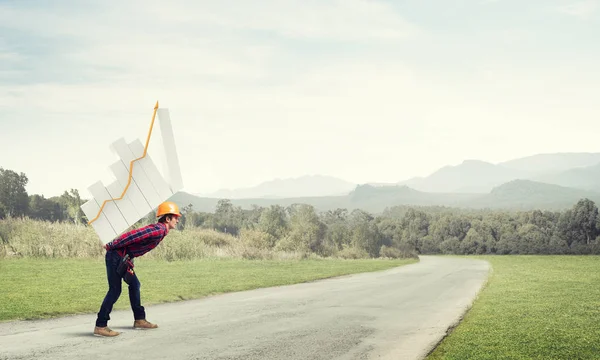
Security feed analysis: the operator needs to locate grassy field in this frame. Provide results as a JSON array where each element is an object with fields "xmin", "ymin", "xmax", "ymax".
[
  {"xmin": 427, "ymin": 255, "xmax": 600, "ymax": 360},
  {"xmin": 0, "ymin": 257, "xmax": 417, "ymax": 322}
]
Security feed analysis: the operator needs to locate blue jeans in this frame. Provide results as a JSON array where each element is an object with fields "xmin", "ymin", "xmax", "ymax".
[{"xmin": 95, "ymin": 250, "xmax": 146, "ymax": 327}]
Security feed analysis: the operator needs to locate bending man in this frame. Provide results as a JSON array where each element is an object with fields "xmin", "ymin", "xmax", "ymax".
[{"xmin": 93, "ymin": 201, "xmax": 181, "ymax": 337}]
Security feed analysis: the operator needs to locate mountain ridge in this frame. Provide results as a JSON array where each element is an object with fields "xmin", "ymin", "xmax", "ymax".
[
  {"xmin": 197, "ymin": 174, "xmax": 356, "ymax": 199},
  {"xmin": 189, "ymin": 152, "xmax": 600, "ymax": 200},
  {"xmin": 172, "ymin": 178, "xmax": 600, "ymax": 215}
]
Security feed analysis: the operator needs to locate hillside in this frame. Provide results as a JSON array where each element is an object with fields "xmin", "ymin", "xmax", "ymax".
[
  {"xmin": 531, "ymin": 163, "xmax": 600, "ymax": 192},
  {"xmin": 397, "ymin": 160, "xmax": 529, "ymax": 193},
  {"xmin": 347, "ymin": 184, "xmax": 477, "ymax": 212},
  {"xmin": 459, "ymin": 179, "xmax": 600, "ymax": 210},
  {"xmin": 172, "ymin": 186, "xmax": 474, "ymax": 214},
  {"xmin": 186, "ymin": 153, "xmax": 600, "ymax": 200},
  {"xmin": 395, "ymin": 153, "xmax": 600, "ymax": 194},
  {"xmin": 199, "ymin": 175, "xmax": 356, "ymax": 199},
  {"xmin": 177, "ymin": 152, "xmax": 600, "ymax": 213},
  {"xmin": 499, "ymin": 152, "xmax": 600, "ymax": 173},
  {"xmin": 172, "ymin": 178, "xmax": 600, "ymax": 214}
]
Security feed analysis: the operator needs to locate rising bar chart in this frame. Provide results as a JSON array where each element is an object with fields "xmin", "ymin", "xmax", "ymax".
[{"xmin": 80, "ymin": 102, "xmax": 184, "ymax": 244}]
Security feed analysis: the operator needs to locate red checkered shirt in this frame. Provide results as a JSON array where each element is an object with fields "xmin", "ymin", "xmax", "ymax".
[{"xmin": 105, "ymin": 223, "xmax": 169, "ymax": 258}]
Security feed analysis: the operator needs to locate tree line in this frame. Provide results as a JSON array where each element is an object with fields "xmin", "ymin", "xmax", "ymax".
[
  {"xmin": 178, "ymin": 197, "xmax": 600, "ymax": 256},
  {"xmin": 3, "ymin": 166, "xmax": 600, "ymax": 256},
  {"xmin": 0, "ymin": 167, "xmax": 86, "ymax": 224}
]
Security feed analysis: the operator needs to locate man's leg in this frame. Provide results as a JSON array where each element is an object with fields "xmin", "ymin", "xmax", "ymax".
[
  {"xmin": 94, "ymin": 251, "xmax": 123, "ymax": 336},
  {"xmin": 128, "ymin": 271, "xmax": 146, "ymax": 321},
  {"xmin": 129, "ymin": 272, "xmax": 158, "ymax": 329}
]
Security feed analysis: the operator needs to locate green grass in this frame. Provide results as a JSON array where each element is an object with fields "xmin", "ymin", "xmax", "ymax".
[
  {"xmin": 427, "ymin": 255, "xmax": 600, "ymax": 360},
  {"xmin": 0, "ymin": 257, "xmax": 417, "ymax": 322}
]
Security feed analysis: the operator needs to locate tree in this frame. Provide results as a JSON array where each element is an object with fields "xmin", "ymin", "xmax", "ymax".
[
  {"xmin": 213, "ymin": 199, "xmax": 243, "ymax": 235},
  {"xmin": 350, "ymin": 209, "xmax": 381, "ymax": 257},
  {"xmin": 277, "ymin": 204, "xmax": 325, "ymax": 253},
  {"xmin": 320, "ymin": 208, "xmax": 351, "ymax": 253},
  {"xmin": 258, "ymin": 205, "xmax": 288, "ymax": 239},
  {"xmin": 28, "ymin": 194, "xmax": 65, "ymax": 222},
  {"xmin": 556, "ymin": 199, "xmax": 599, "ymax": 248},
  {"xmin": 517, "ymin": 223, "xmax": 547, "ymax": 254},
  {"xmin": 57, "ymin": 189, "xmax": 86, "ymax": 224},
  {"xmin": 177, "ymin": 203, "xmax": 194, "ymax": 230},
  {"xmin": 400, "ymin": 208, "xmax": 429, "ymax": 253},
  {"xmin": 573, "ymin": 199, "xmax": 598, "ymax": 245},
  {"xmin": 0, "ymin": 167, "xmax": 29, "ymax": 217}
]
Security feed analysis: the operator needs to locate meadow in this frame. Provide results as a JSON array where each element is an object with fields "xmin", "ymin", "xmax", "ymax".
[
  {"xmin": 0, "ymin": 257, "xmax": 417, "ymax": 321},
  {"xmin": 3, "ymin": 218, "xmax": 600, "ymax": 359},
  {"xmin": 427, "ymin": 255, "xmax": 600, "ymax": 360},
  {"xmin": 0, "ymin": 217, "xmax": 417, "ymax": 321}
]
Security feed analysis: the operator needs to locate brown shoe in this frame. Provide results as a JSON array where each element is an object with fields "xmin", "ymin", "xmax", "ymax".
[
  {"xmin": 133, "ymin": 319, "xmax": 158, "ymax": 329},
  {"xmin": 94, "ymin": 326, "xmax": 121, "ymax": 337}
]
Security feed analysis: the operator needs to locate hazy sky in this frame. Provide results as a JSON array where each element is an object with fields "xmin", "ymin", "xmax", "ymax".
[{"xmin": 1, "ymin": 0, "xmax": 599, "ymax": 198}]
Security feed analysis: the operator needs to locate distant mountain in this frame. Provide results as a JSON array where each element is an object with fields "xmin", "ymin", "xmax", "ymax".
[
  {"xmin": 178, "ymin": 152, "xmax": 600, "ymax": 212},
  {"xmin": 396, "ymin": 153, "xmax": 600, "ymax": 194},
  {"xmin": 499, "ymin": 152, "xmax": 600, "ymax": 173},
  {"xmin": 172, "ymin": 178, "xmax": 600, "ymax": 214},
  {"xmin": 398, "ymin": 160, "xmax": 529, "ymax": 193},
  {"xmin": 461, "ymin": 179, "xmax": 600, "ymax": 210},
  {"xmin": 198, "ymin": 175, "xmax": 356, "ymax": 199},
  {"xmin": 172, "ymin": 186, "xmax": 478, "ymax": 214},
  {"xmin": 347, "ymin": 184, "xmax": 478, "ymax": 212},
  {"xmin": 531, "ymin": 163, "xmax": 600, "ymax": 192}
]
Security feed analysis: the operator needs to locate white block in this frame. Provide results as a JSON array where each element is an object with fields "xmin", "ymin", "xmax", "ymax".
[
  {"xmin": 157, "ymin": 108, "xmax": 184, "ymax": 192},
  {"xmin": 81, "ymin": 199, "xmax": 117, "ymax": 244},
  {"xmin": 106, "ymin": 180, "xmax": 140, "ymax": 227},
  {"xmin": 109, "ymin": 160, "xmax": 153, "ymax": 218},
  {"xmin": 129, "ymin": 139, "xmax": 173, "ymax": 201},
  {"xmin": 88, "ymin": 181, "xmax": 130, "ymax": 237},
  {"xmin": 110, "ymin": 138, "xmax": 163, "ymax": 210}
]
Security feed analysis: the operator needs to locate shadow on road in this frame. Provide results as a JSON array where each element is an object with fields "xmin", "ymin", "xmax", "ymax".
[{"xmin": 65, "ymin": 332, "xmax": 97, "ymax": 337}]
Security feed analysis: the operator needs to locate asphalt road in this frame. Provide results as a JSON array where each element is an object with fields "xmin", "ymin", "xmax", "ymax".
[{"xmin": 0, "ymin": 256, "xmax": 489, "ymax": 360}]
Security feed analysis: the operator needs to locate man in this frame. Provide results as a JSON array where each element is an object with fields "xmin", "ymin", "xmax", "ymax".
[{"xmin": 93, "ymin": 201, "xmax": 181, "ymax": 337}]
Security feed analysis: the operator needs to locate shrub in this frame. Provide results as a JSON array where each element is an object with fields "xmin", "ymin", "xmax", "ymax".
[
  {"xmin": 380, "ymin": 244, "xmax": 419, "ymax": 259},
  {"xmin": 336, "ymin": 245, "xmax": 370, "ymax": 259},
  {"xmin": 239, "ymin": 229, "xmax": 276, "ymax": 249},
  {"xmin": 0, "ymin": 217, "xmax": 101, "ymax": 258}
]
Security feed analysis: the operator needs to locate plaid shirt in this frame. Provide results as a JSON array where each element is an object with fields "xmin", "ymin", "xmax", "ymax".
[{"xmin": 105, "ymin": 223, "xmax": 169, "ymax": 258}]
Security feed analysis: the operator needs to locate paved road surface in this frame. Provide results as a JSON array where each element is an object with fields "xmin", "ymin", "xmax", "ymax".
[{"xmin": 0, "ymin": 256, "xmax": 489, "ymax": 360}]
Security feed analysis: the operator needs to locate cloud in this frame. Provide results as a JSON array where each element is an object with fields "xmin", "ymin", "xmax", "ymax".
[
  {"xmin": 0, "ymin": 0, "xmax": 418, "ymax": 89},
  {"xmin": 555, "ymin": 0, "xmax": 599, "ymax": 18},
  {"xmin": 2, "ymin": 0, "xmax": 600, "ymax": 197},
  {"xmin": 142, "ymin": 0, "xmax": 418, "ymax": 42}
]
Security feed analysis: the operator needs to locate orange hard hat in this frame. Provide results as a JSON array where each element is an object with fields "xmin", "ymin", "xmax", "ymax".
[{"xmin": 156, "ymin": 201, "xmax": 181, "ymax": 218}]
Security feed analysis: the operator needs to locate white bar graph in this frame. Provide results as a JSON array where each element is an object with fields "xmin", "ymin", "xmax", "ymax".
[
  {"xmin": 109, "ymin": 160, "xmax": 153, "ymax": 218},
  {"xmin": 88, "ymin": 181, "xmax": 129, "ymax": 238},
  {"xmin": 81, "ymin": 198, "xmax": 117, "ymax": 243},
  {"xmin": 129, "ymin": 139, "xmax": 173, "ymax": 201},
  {"xmin": 105, "ymin": 180, "xmax": 140, "ymax": 227},
  {"xmin": 157, "ymin": 108, "xmax": 184, "ymax": 192},
  {"xmin": 81, "ymin": 106, "xmax": 184, "ymax": 244},
  {"xmin": 110, "ymin": 138, "xmax": 163, "ymax": 209}
]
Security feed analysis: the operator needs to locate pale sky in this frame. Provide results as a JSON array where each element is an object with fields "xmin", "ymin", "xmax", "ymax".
[{"xmin": 1, "ymin": 0, "xmax": 599, "ymax": 199}]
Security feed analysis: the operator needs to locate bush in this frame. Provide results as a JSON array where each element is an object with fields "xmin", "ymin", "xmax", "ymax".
[
  {"xmin": 380, "ymin": 244, "xmax": 419, "ymax": 259},
  {"xmin": 193, "ymin": 229, "xmax": 234, "ymax": 247},
  {"xmin": 336, "ymin": 245, "xmax": 370, "ymax": 259},
  {"xmin": 0, "ymin": 217, "xmax": 101, "ymax": 258},
  {"xmin": 379, "ymin": 245, "xmax": 403, "ymax": 258},
  {"xmin": 397, "ymin": 243, "xmax": 419, "ymax": 258},
  {"xmin": 239, "ymin": 229, "xmax": 276, "ymax": 249},
  {"xmin": 145, "ymin": 230, "xmax": 209, "ymax": 261},
  {"xmin": 0, "ymin": 217, "xmax": 415, "ymax": 261}
]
